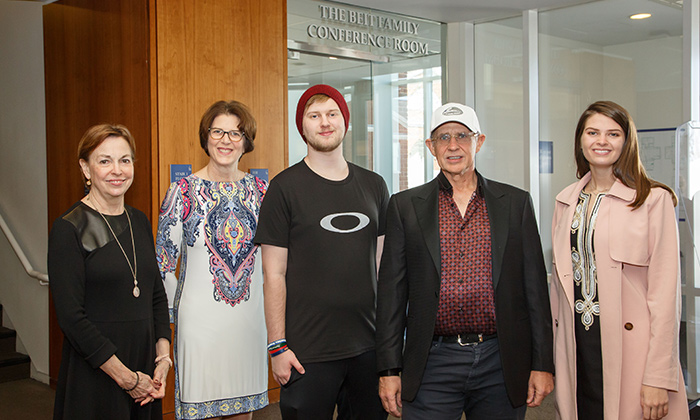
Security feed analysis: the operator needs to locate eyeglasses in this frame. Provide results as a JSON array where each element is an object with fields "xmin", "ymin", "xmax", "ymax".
[
  {"xmin": 431, "ymin": 132, "xmax": 479, "ymax": 145},
  {"xmin": 209, "ymin": 128, "xmax": 245, "ymax": 142}
]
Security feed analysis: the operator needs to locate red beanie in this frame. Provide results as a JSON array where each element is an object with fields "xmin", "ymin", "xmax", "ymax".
[{"xmin": 295, "ymin": 84, "xmax": 350, "ymax": 142}]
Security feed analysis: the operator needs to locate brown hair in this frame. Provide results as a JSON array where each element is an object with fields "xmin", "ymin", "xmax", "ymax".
[
  {"xmin": 304, "ymin": 94, "xmax": 332, "ymax": 114},
  {"xmin": 199, "ymin": 100, "xmax": 256, "ymax": 156},
  {"xmin": 77, "ymin": 124, "xmax": 135, "ymax": 187},
  {"xmin": 574, "ymin": 101, "xmax": 677, "ymax": 209}
]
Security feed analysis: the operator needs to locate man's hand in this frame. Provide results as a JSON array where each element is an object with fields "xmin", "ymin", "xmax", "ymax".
[
  {"xmin": 641, "ymin": 385, "xmax": 669, "ymax": 420},
  {"xmin": 379, "ymin": 375, "xmax": 402, "ymax": 417},
  {"xmin": 270, "ymin": 349, "xmax": 305, "ymax": 386},
  {"xmin": 526, "ymin": 370, "xmax": 554, "ymax": 407}
]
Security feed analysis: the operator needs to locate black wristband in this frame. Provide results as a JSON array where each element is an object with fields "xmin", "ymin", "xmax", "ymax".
[
  {"xmin": 124, "ymin": 371, "xmax": 139, "ymax": 392},
  {"xmin": 378, "ymin": 368, "xmax": 402, "ymax": 377}
]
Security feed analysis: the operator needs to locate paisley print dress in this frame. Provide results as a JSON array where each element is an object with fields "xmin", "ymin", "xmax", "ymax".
[{"xmin": 156, "ymin": 174, "xmax": 268, "ymax": 419}]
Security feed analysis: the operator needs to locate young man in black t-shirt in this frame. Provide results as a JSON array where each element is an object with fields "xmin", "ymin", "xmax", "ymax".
[{"xmin": 255, "ymin": 84, "xmax": 388, "ymax": 419}]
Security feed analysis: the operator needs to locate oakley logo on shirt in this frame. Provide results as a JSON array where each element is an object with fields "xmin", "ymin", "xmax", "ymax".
[{"xmin": 319, "ymin": 212, "xmax": 370, "ymax": 233}]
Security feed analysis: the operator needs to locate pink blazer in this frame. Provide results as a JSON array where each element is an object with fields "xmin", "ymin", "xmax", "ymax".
[{"xmin": 550, "ymin": 173, "xmax": 688, "ymax": 420}]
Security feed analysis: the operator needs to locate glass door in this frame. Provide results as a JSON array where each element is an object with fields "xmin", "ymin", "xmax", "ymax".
[
  {"xmin": 286, "ymin": 0, "xmax": 443, "ymax": 194},
  {"xmin": 288, "ymin": 52, "xmax": 374, "ymax": 169},
  {"xmin": 288, "ymin": 50, "xmax": 442, "ymax": 194}
]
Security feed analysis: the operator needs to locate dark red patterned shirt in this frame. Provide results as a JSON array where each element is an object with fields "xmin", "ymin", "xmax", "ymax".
[{"xmin": 433, "ymin": 175, "xmax": 497, "ymax": 335}]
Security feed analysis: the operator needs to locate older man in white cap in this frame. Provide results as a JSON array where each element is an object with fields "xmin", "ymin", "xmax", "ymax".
[{"xmin": 375, "ymin": 103, "xmax": 554, "ymax": 419}]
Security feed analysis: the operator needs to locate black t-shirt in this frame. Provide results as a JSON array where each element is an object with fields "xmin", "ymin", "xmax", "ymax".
[{"xmin": 254, "ymin": 160, "xmax": 389, "ymax": 363}]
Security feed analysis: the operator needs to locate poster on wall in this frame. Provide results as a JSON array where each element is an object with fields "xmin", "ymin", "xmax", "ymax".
[{"xmin": 638, "ymin": 128, "xmax": 675, "ymax": 189}]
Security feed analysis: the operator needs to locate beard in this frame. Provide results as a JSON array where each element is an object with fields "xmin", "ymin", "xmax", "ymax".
[{"xmin": 306, "ymin": 133, "xmax": 344, "ymax": 152}]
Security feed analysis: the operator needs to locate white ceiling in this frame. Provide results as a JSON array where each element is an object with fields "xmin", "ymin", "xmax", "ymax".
[
  {"xmin": 31, "ymin": 0, "xmax": 685, "ymax": 47},
  {"xmin": 334, "ymin": 0, "xmax": 683, "ymax": 46},
  {"xmin": 335, "ymin": 0, "xmax": 596, "ymax": 24}
]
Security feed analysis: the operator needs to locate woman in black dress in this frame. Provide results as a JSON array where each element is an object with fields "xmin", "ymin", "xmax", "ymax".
[{"xmin": 49, "ymin": 124, "xmax": 171, "ymax": 419}]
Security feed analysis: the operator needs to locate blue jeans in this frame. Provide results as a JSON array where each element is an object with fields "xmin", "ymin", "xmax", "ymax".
[{"xmin": 403, "ymin": 338, "xmax": 525, "ymax": 420}]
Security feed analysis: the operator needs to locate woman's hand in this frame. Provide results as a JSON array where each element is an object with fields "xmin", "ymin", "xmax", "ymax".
[
  {"xmin": 148, "ymin": 357, "xmax": 170, "ymax": 401},
  {"xmin": 147, "ymin": 339, "xmax": 172, "ymax": 402},
  {"xmin": 100, "ymin": 355, "xmax": 158, "ymax": 405},
  {"xmin": 125, "ymin": 371, "xmax": 159, "ymax": 405},
  {"xmin": 640, "ymin": 385, "xmax": 669, "ymax": 420}
]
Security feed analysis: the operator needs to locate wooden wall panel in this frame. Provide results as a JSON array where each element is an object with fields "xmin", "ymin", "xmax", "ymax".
[
  {"xmin": 44, "ymin": 0, "xmax": 152, "ymax": 387},
  {"xmin": 155, "ymin": 0, "xmax": 288, "ymax": 202}
]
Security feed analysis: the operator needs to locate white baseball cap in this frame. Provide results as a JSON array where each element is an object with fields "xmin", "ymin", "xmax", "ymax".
[{"xmin": 430, "ymin": 103, "xmax": 481, "ymax": 134}]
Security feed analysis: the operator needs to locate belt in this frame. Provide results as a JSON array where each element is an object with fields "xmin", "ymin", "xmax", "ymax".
[{"xmin": 433, "ymin": 333, "xmax": 497, "ymax": 346}]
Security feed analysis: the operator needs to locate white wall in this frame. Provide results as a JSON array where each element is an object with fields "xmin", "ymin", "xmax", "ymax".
[
  {"xmin": 605, "ymin": 36, "xmax": 684, "ymax": 130},
  {"xmin": 288, "ymin": 89, "xmax": 306, "ymax": 166},
  {"xmin": 474, "ymin": 20, "xmax": 525, "ymax": 190},
  {"xmin": 0, "ymin": 0, "xmax": 49, "ymax": 384},
  {"xmin": 537, "ymin": 33, "xmax": 683, "ymax": 268}
]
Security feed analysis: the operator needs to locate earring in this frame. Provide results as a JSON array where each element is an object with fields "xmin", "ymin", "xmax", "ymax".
[{"xmin": 86, "ymin": 179, "xmax": 92, "ymax": 186}]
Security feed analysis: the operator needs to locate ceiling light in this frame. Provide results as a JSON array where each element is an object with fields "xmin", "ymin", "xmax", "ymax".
[
  {"xmin": 630, "ymin": 13, "xmax": 652, "ymax": 19},
  {"xmin": 329, "ymin": 56, "xmax": 338, "ymax": 60}
]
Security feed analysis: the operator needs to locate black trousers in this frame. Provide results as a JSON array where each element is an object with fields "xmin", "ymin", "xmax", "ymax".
[{"xmin": 279, "ymin": 350, "xmax": 386, "ymax": 420}]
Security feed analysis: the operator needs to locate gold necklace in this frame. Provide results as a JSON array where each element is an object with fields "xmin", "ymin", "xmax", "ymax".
[{"xmin": 87, "ymin": 196, "xmax": 140, "ymax": 298}]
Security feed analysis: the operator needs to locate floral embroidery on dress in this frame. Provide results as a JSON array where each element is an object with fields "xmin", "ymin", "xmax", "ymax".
[{"xmin": 570, "ymin": 192, "xmax": 604, "ymax": 330}]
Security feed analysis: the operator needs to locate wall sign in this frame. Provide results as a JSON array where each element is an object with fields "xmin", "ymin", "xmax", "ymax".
[
  {"xmin": 289, "ymin": 0, "xmax": 441, "ymax": 59},
  {"xmin": 170, "ymin": 164, "xmax": 192, "ymax": 183},
  {"xmin": 249, "ymin": 168, "xmax": 269, "ymax": 183}
]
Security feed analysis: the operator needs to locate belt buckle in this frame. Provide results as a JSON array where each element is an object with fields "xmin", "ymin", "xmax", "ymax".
[{"xmin": 457, "ymin": 333, "xmax": 483, "ymax": 346}]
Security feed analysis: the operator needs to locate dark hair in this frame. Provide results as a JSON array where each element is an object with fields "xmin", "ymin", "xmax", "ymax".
[
  {"xmin": 77, "ymin": 124, "xmax": 135, "ymax": 187},
  {"xmin": 574, "ymin": 100, "xmax": 677, "ymax": 209},
  {"xmin": 198, "ymin": 100, "xmax": 256, "ymax": 156}
]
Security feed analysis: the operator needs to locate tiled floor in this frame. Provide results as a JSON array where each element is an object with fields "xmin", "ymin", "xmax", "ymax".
[{"xmin": 0, "ymin": 378, "xmax": 555, "ymax": 419}]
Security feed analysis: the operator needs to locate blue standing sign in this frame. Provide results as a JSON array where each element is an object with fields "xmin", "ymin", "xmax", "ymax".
[
  {"xmin": 170, "ymin": 164, "xmax": 192, "ymax": 183},
  {"xmin": 249, "ymin": 168, "xmax": 269, "ymax": 182}
]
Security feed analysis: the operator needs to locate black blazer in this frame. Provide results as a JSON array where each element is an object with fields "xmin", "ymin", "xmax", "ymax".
[{"xmin": 376, "ymin": 171, "xmax": 554, "ymax": 407}]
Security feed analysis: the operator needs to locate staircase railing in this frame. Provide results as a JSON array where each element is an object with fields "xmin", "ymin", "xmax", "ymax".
[{"xmin": 0, "ymin": 211, "xmax": 48, "ymax": 286}]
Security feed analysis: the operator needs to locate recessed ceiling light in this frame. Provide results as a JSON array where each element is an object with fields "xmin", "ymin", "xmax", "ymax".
[
  {"xmin": 329, "ymin": 56, "xmax": 338, "ymax": 60},
  {"xmin": 630, "ymin": 13, "xmax": 652, "ymax": 19}
]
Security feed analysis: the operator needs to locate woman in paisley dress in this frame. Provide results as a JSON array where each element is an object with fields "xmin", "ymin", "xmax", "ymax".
[
  {"xmin": 550, "ymin": 101, "xmax": 688, "ymax": 420},
  {"xmin": 156, "ymin": 101, "xmax": 268, "ymax": 420}
]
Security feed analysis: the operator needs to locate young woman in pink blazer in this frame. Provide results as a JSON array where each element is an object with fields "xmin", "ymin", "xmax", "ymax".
[{"xmin": 550, "ymin": 101, "xmax": 688, "ymax": 420}]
